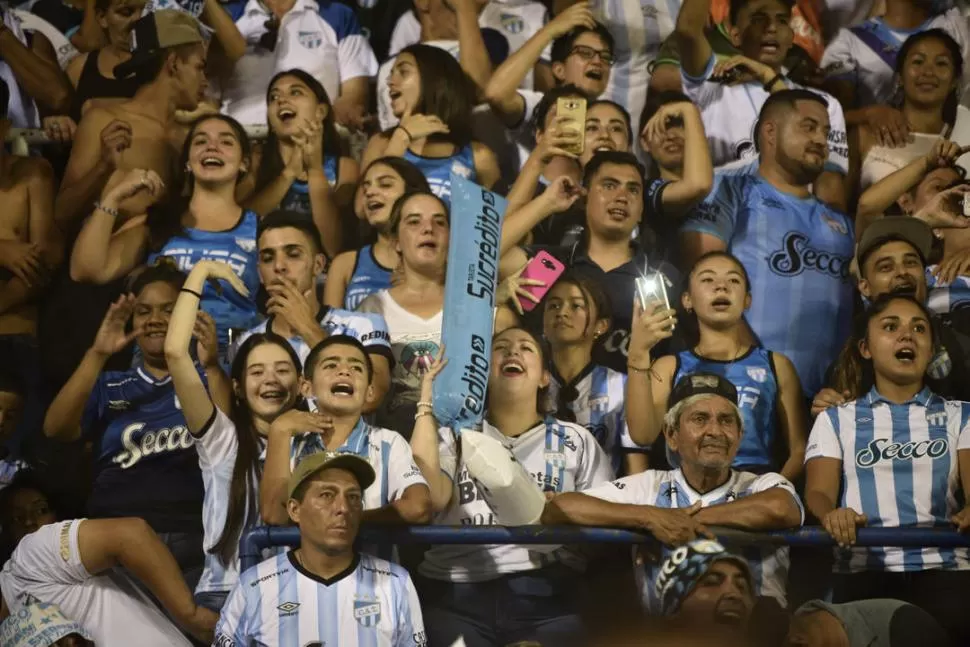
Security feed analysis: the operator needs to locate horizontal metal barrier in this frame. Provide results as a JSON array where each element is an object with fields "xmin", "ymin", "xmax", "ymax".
[{"xmin": 239, "ymin": 525, "xmax": 970, "ymax": 572}]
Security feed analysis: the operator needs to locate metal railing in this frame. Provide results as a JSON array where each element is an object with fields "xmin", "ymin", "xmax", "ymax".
[{"xmin": 239, "ymin": 525, "xmax": 970, "ymax": 572}]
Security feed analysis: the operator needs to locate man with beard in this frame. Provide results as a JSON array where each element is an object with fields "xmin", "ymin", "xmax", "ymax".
[
  {"xmin": 680, "ymin": 90, "xmax": 854, "ymax": 399},
  {"xmin": 543, "ymin": 373, "xmax": 804, "ymax": 610},
  {"xmin": 676, "ymin": 0, "xmax": 848, "ymax": 209},
  {"xmin": 812, "ymin": 217, "xmax": 970, "ymax": 413}
]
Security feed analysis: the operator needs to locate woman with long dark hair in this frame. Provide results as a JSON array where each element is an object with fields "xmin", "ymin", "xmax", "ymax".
[
  {"xmin": 245, "ymin": 69, "xmax": 357, "ymax": 259},
  {"xmin": 642, "ymin": 252, "xmax": 807, "ymax": 479},
  {"xmin": 164, "ymin": 259, "xmax": 303, "ymax": 612},
  {"xmin": 324, "ymin": 156, "xmax": 430, "ymax": 310},
  {"xmin": 855, "ymin": 29, "xmax": 970, "ymax": 191},
  {"xmin": 805, "ymin": 293, "xmax": 970, "ymax": 644},
  {"xmin": 410, "ymin": 326, "xmax": 613, "ymax": 647},
  {"xmin": 71, "ymin": 113, "xmax": 261, "ymax": 355},
  {"xmin": 361, "ymin": 44, "xmax": 500, "ymax": 204}
]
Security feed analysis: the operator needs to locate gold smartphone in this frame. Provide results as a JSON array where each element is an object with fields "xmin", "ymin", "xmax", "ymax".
[{"xmin": 557, "ymin": 96, "xmax": 587, "ymax": 156}]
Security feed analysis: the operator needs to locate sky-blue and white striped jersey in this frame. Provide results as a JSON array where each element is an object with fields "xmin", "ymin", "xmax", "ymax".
[{"xmin": 806, "ymin": 386, "xmax": 970, "ymax": 574}]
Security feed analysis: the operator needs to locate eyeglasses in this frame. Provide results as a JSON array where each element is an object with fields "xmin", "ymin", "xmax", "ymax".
[
  {"xmin": 259, "ymin": 18, "xmax": 279, "ymax": 52},
  {"xmin": 569, "ymin": 45, "xmax": 615, "ymax": 66}
]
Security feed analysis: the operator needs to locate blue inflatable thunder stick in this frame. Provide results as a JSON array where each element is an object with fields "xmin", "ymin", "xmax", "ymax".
[{"xmin": 432, "ymin": 175, "xmax": 507, "ymax": 432}]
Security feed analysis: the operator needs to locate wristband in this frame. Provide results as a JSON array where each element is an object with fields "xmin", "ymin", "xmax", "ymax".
[
  {"xmin": 416, "ymin": 401, "xmax": 433, "ymax": 410},
  {"xmin": 94, "ymin": 201, "xmax": 119, "ymax": 218},
  {"xmin": 415, "ymin": 409, "xmax": 435, "ymax": 421},
  {"xmin": 628, "ymin": 364, "xmax": 651, "ymax": 374},
  {"xmin": 398, "ymin": 125, "xmax": 413, "ymax": 142},
  {"xmin": 763, "ymin": 73, "xmax": 785, "ymax": 92},
  {"xmin": 180, "ymin": 287, "xmax": 203, "ymax": 299}
]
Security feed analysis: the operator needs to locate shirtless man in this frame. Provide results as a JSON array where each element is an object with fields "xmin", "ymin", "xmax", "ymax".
[
  {"xmin": 0, "ymin": 78, "xmax": 60, "ymax": 455},
  {"xmin": 54, "ymin": 9, "xmax": 208, "ymax": 235}
]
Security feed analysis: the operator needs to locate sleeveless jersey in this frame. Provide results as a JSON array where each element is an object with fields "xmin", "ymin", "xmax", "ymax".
[
  {"xmin": 278, "ymin": 156, "xmax": 340, "ymax": 217},
  {"xmin": 402, "ymin": 145, "xmax": 476, "ymax": 207},
  {"xmin": 147, "ymin": 210, "xmax": 262, "ymax": 352},
  {"xmin": 344, "ymin": 244, "xmax": 393, "ymax": 311},
  {"xmin": 674, "ymin": 348, "xmax": 780, "ymax": 470},
  {"xmin": 683, "ymin": 172, "xmax": 855, "ymax": 396},
  {"xmin": 82, "ymin": 365, "xmax": 204, "ymax": 532}
]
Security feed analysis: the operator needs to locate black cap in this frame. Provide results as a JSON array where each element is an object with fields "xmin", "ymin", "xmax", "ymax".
[
  {"xmin": 856, "ymin": 217, "xmax": 933, "ymax": 269},
  {"xmin": 669, "ymin": 373, "xmax": 738, "ymax": 409},
  {"xmin": 114, "ymin": 9, "xmax": 205, "ymax": 80}
]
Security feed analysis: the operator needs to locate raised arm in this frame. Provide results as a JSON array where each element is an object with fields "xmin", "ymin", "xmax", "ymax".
[
  {"xmin": 500, "ymin": 175, "xmax": 582, "ymax": 256},
  {"xmin": 504, "ymin": 115, "xmax": 580, "ymax": 216},
  {"xmin": 77, "ymin": 517, "xmax": 218, "ymax": 643},
  {"xmin": 454, "ymin": 0, "xmax": 493, "ymax": 97},
  {"xmin": 645, "ymin": 102, "xmax": 713, "ymax": 218},
  {"xmin": 772, "ymin": 352, "xmax": 807, "ymax": 483},
  {"xmin": 69, "ymin": 169, "xmax": 163, "ymax": 283},
  {"xmin": 56, "ymin": 111, "xmax": 131, "ymax": 234},
  {"xmin": 624, "ymin": 307, "xmax": 677, "ymax": 447},
  {"xmin": 201, "ymin": 0, "xmax": 246, "ymax": 63},
  {"xmin": 164, "ymin": 261, "xmax": 248, "ymax": 435},
  {"xmin": 0, "ymin": 24, "xmax": 72, "ymax": 114},
  {"xmin": 484, "ymin": 3, "xmax": 596, "ymax": 125},
  {"xmin": 260, "ymin": 409, "xmax": 335, "ymax": 524},
  {"xmin": 409, "ymin": 354, "xmax": 455, "ymax": 511},
  {"xmin": 43, "ymin": 295, "xmax": 140, "ymax": 442},
  {"xmin": 674, "ymin": 0, "xmax": 713, "ymax": 78}
]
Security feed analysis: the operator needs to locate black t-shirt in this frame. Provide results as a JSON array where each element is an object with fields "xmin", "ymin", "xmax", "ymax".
[{"xmin": 28, "ymin": 0, "xmax": 83, "ymax": 37}]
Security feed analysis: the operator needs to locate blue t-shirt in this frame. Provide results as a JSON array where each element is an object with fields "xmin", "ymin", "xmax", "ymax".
[
  {"xmin": 674, "ymin": 348, "xmax": 780, "ymax": 470},
  {"xmin": 403, "ymin": 144, "xmax": 476, "ymax": 207},
  {"xmin": 82, "ymin": 365, "xmax": 204, "ymax": 532},
  {"xmin": 344, "ymin": 244, "xmax": 393, "ymax": 311},
  {"xmin": 279, "ymin": 156, "xmax": 339, "ymax": 218},
  {"xmin": 147, "ymin": 210, "xmax": 262, "ymax": 353},
  {"xmin": 682, "ymin": 172, "xmax": 854, "ymax": 396}
]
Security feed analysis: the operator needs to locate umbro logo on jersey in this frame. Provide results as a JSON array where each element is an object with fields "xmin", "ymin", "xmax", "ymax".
[
  {"xmin": 746, "ymin": 367, "xmax": 767, "ymax": 383},
  {"xmin": 762, "ymin": 198, "xmax": 784, "ymax": 210},
  {"xmin": 235, "ymin": 237, "xmax": 256, "ymax": 253},
  {"xmin": 107, "ymin": 400, "xmax": 130, "ymax": 410},
  {"xmin": 277, "ymin": 601, "xmax": 300, "ymax": 615}
]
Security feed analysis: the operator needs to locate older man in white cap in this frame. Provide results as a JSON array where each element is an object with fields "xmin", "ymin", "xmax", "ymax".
[{"xmin": 543, "ymin": 372, "xmax": 804, "ymax": 611}]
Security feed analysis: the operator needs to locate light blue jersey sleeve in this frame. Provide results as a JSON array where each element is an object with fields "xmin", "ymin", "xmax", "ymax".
[
  {"xmin": 394, "ymin": 570, "xmax": 428, "ymax": 647},
  {"xmin": 681, "ymin": 172, "xmax": 743, "ymax": 242},
  {"xmin": 213, "ymin": 576, "xmax": 252, "ymax": 646}
]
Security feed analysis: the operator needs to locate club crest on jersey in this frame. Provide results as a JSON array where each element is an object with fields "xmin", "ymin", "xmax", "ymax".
[
  {"xmin": 746, "ymin": 367, "xmax": 767, "ymax": 383},
  {"xmin": 353, "ymin": 596, "xmax": 381, "ymax": 628},
  {"xmin": 926, "ymin": 411, "xmax": 948, "ymax": 427},
  {"xmin": 235, "ymin": 237, "xmax": 256, "ymax": 253},
  {"xmin": 500, "ymin": 13, "xmax": 524, "ymax": 34},
  {"xmin": 820, "ymin": 213, "xmax": 849, "ymax": 236},
  {"xmin": 451, "ymin": 161, "xmax": 472, "ymax": 179},
  {"xmin": 298, "ymin": 31, "xmax": 323, "ymax": 49}
]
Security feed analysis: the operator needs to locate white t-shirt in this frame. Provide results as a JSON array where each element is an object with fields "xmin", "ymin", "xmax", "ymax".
[
  {"xmin": 683, "ymin": 53, "xmax": 849, "ymax": 174},
  {"xmin": 389, "ymin": 0, "xmax": 549, "ymax": 89},
  {"xmin": 0, "ymin": 520, "xmax": 192, "ymax": 646},
  {"xmin": 358, "ymin": 290, "xmax": 442, "ymax": 432},
  {"xmin": 223, "ymin": 0, "xmax": 378, "ymax": 126},
  {"xmin": 821, "ymin": 9, "xmax": 970, "ymax": 109},
  {"xmin": 419, "ymin": 418, "xmax": 614, "ymax": 582},
  {"xmin": 861, "ymin": 105, "xmax": 970, "ymax": 190},
  {"xmin": 581, "ymin": 468, "xmax": 803, "ymax": 609}
]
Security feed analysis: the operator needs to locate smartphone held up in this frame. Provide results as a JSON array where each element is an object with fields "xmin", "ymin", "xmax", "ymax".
[
  {"xmin": 636, "ymin": 273, "xmax": 674, "ymax": 330},
  {"xmin": 557, "ymin": 96, "xmax": 587, "ymax": 156}
]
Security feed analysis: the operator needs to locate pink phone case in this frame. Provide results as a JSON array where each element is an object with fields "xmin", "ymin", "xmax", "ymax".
[{"xmin": 517, "ymin": 251, "xmax": 566, "ymax": 312}]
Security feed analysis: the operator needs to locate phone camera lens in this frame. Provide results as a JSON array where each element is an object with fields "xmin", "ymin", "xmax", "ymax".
[{"xmin": 541, "ymin": 259, "xmax": 555, "ymax": 269}]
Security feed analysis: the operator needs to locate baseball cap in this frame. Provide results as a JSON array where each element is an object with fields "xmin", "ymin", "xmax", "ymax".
[
  {"xmin": 669, "ymin": 373, "xmax": 738, "ymax": 410},
  {"xmin": 0, "ymin": 603, "xmax": 94, "ymax": 647},
  {"xmin": 114, "ymin": 9, "xmax": 205, "ymax": 80},
  {"xmin": 288, "ymin": 451, "xmax": 376, "ymax": 499},
  {"xmin": 654, "ymin": 539, "xmax": 753, "ymax": 616},
  {"xmin": 665, "ymin": 373, "xmax": 740, "ymax": 468},
  {"xmin": 856, "ymin": 217, "xmax": 933, "ymax": 270}
]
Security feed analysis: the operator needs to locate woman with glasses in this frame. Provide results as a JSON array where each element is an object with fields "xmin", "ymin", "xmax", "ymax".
[
  {"xmin": 245, "ymin": 69, "xmax": 357, "ymax": 260},
  {"xmin": 542, "ymin": 274, "xmax": 631, "ymax": 476},
  {"xmin": 638, "ymin": 251, "xmax": 807, "ymax": 479},
  {"xmin": 361, "ymin": 44, "xmax": 500, "ymax": 206}
]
